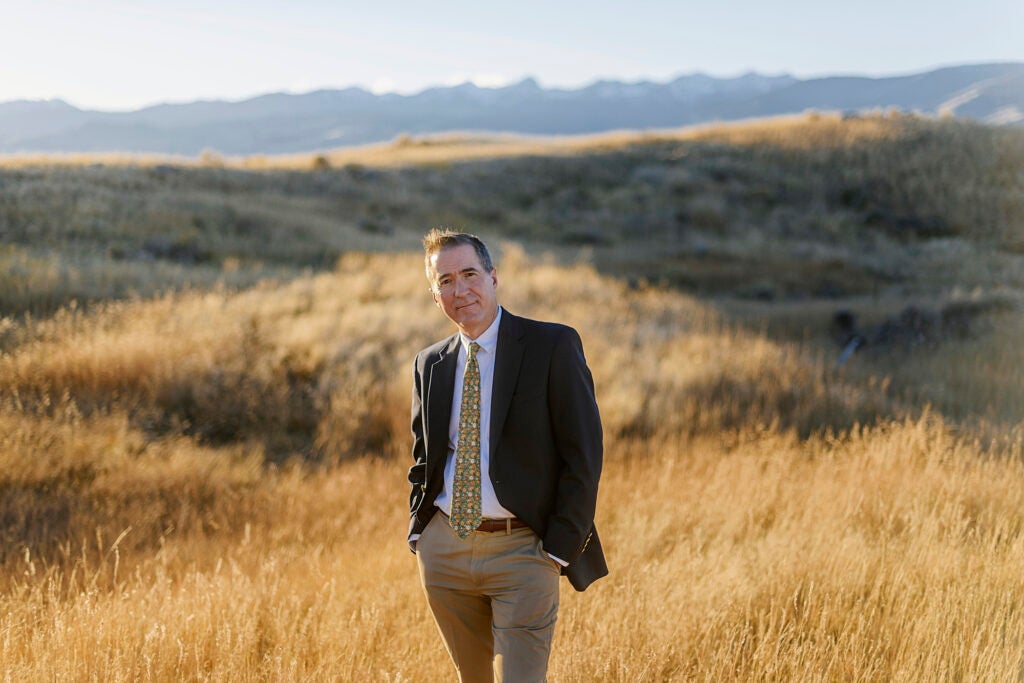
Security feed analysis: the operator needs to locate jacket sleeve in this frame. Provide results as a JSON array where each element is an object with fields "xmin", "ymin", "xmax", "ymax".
[
  {"xmin": 543, "ymin": 327, "xmax": 603, "ymax": 564},
  {"xmin": 407, "ymin": 354, "xmax": 427, "ymax": 541}
]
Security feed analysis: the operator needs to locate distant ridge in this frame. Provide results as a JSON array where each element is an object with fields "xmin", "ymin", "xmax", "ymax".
[{"xmin": 1, "ymin": 63, "xmax": 1021, "ymax": 155}]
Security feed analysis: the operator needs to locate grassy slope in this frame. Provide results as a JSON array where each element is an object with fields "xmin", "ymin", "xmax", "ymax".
[
  {"xmin": 1, "ymin": 114, "xmax": 1023, "ymax": 679},
  {"xmin": 2, "ymin": 113, "xmax": 1022, "ymax": 315}
]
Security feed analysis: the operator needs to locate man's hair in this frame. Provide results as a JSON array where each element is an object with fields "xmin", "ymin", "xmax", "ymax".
[{"xmin": 422, "ymin": 228, "xmax": 494, "ymax": 281}]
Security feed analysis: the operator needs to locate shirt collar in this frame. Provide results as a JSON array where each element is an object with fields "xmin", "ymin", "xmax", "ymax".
[{"xmin": 460, "ymin": 306, "xmax": 502, "ymax": 356}]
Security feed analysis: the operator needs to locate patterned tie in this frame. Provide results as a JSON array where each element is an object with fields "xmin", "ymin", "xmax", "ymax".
[{"xmin": 451, "ymin": 341, "xmax": 483, "ymax": 538}]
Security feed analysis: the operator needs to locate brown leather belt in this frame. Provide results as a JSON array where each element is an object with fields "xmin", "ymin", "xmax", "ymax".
[{"xmin": 439, "ymin": 510, "xmax": 528, "ymax": 533}]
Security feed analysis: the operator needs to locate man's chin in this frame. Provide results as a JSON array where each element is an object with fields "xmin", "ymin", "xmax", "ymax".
[{"xmin": 457, "ymin": 313, "xmax": 490, "ymax": 335}]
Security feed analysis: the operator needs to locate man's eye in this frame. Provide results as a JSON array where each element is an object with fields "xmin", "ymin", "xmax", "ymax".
[{"xmin": 465, "ymin": 272, "xmax": 477, "ymax": 278}]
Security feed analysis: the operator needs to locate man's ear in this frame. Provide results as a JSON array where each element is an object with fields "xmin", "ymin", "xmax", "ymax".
[
  {"xmin": 490, "ymin": 269, "xmax": 498, "ymax": 290},
  {"xmin": 431, "ymin": 290, "xmax": 441, "ymax": 308}
]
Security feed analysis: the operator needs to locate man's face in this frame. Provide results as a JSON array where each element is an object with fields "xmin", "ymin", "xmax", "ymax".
[{"xmin": 428, "ymin": 244, "xmax": 499, "ymax": 340}]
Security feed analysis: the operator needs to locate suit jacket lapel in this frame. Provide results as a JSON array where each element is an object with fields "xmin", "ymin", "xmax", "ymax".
[
  {"xmin": 490, "ymin": 311, "xmax": 525, "ymax": 462},
  {"xmin": 426, "ymin": 334, "xmax": 460, "ymax": 482}
]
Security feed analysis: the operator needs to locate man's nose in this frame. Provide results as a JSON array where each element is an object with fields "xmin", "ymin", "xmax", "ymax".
[{"xmin": 454, "ymin": 277, "xmax": 470, "ymax": 295}]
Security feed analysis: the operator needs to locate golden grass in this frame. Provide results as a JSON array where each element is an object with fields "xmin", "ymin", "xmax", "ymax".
[
  {"xmin": 0, "ymin": 112, "xmax": 1020, "ymax": 679},
  {"xmin": 681, "ymin": 111, "xmax": 908, "ymax": 150},
  {"xmin": 0, "ymin": 111, "xmax": 923, "ymax": 172},
  {"xmin": 2, "ymin": 252, "xmax": 1023, "ymax": 679},
  {"xmin": 0, "ymin": 250, "xmax": 893, "ymax": 453},
  {"xmin": 2, "ymin": 415, "xmax": 1022, "ymax": 680}
]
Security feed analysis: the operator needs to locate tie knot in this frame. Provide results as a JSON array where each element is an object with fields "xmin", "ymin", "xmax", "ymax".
[{"xmin": 468, "ymin": 341, "xmax": 481, "ymax": 358}]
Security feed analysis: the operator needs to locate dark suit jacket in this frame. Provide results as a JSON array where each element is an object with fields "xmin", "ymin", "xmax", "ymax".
[{"xmin": 408, "ymin": 309, "xmax": 607, "ymax": 592}]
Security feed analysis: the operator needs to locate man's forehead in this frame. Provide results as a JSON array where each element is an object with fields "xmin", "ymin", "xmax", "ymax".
[{"xmin": 430, "ymin": 245, "xmax": 485, "ymax": 276}]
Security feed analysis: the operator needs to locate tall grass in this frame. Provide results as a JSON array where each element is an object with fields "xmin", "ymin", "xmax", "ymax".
[
  {"xmin": 0, "ymin": 252, "xmax": 895, "ymax": 462},
  {"xmin": 1, "ymin": 113, "xmax": 1022, "ymax": 679},
  {"xmin": 2, "ymin": 407, "xmax": 1022, "ymax": 679},
  {"xmin": 1, "ymin": 250, "xmax": 1023, "ymax": 679}
]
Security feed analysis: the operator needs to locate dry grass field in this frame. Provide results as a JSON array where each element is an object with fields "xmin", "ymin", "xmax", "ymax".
[
  {"xmin": 1, "ymin": 114, "xmax": 1023, "ymax": 680},
  {"xmin": 3, "ymin": 112, "xmax": 1022, "ymax": 315}
]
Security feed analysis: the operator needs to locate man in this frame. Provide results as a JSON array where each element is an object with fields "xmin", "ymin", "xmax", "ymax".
[{"xmin": 408, "ymin": 229, "xmax": 607, "ymax": 682}]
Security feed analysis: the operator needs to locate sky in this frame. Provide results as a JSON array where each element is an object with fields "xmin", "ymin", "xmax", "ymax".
[{"xmin": 1, "ymin": 0, "xmax": 1021, "ymax": 111}]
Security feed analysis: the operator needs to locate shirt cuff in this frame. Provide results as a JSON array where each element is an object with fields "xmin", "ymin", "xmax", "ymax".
[{"xmin": 547, "ymin": 552, "xmax": 568, "ymax": 567}]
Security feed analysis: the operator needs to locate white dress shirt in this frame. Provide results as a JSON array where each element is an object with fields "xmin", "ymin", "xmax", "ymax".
[{"xmin": 434, "ymin": 307, "xmax": 514, "ymax": 519}]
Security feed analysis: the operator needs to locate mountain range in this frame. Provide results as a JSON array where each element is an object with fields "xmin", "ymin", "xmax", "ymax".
[{"xmin": 1, "ymin": 63, "xmax": 1022, "ymax": 156}]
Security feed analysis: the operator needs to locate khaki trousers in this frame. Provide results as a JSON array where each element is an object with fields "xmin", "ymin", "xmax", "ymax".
[{"xmin": 417, "ymin": 512, "xmax": 561, "ymax": 683}]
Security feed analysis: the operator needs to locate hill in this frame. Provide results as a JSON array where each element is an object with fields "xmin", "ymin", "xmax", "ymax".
[
  {"xmin": 2, "ymin": 113, "xmax": 1021, "ymax": 315},
  {"xmin": 0, "ymin": 113, "xmax": 1022, "ymax": 679},
  {"xmin": 0, "ymin": 63, "xmax": 1021, "ymax": 154}
]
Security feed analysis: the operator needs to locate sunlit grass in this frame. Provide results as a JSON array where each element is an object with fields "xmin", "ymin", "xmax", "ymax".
[
  {"xmin": 1, "ymin": 111, "xmax": 1022, "ymax": 679},
  {"xmin": 0, "ymin": 112, "xmax": 904, "ymax": 171},
  {"xmin": 1, "ymin": 251, "xmax": 1022, "ymax": 679}
]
